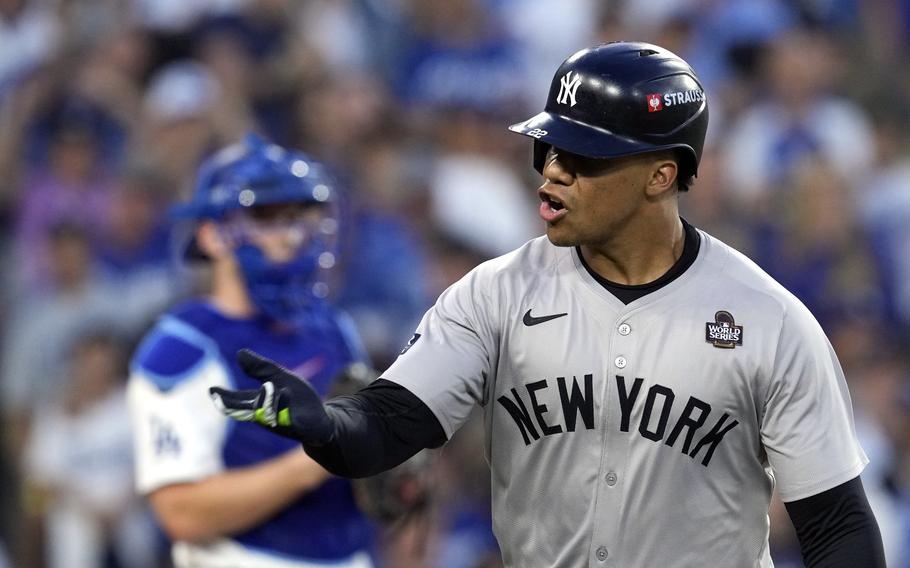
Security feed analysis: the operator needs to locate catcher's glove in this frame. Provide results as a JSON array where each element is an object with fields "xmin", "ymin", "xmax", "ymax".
[{"xmin": 353, "ymin": 449, "xmax": 432, "ymax": 523}]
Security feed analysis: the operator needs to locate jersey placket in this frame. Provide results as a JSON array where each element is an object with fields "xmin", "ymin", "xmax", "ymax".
[{"xmin": 588, "ymin": 312, "xmax": 636, "ymax": 567}]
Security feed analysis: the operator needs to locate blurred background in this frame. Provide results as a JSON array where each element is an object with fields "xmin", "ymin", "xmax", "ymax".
[{"xmin": 0, "ymin": 0, "xmax": 909, "ymax": 566}]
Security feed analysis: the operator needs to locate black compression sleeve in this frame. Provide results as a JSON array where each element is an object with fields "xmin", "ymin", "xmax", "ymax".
[
  {"xmin": 303, "ymin": 379, "xmax": 447, "ymax": 478},
  {"xmin": 784, "ymin": 476, "xmax": 885, "ymax": 567}
]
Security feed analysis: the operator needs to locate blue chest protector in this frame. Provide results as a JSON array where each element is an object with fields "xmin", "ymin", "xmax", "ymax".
[{"xmin": 134, "ymin": 300, "xmax": 373, "ymax": 561}]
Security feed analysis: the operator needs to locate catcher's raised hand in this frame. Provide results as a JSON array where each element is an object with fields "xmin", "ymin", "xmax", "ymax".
[{"xmin": 209, "ymin": 348, "xmax": 335, "ymax": 446}]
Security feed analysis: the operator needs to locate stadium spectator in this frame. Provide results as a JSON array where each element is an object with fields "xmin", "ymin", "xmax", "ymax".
[
  {"xmin": 12, "ymin": 103, "xmax": 117, "ymax": 291},
  {"xmin": 0, "ymin": 0, "xmax": 60, "ymax": 99},
  {"xmin": 861, "ymin": 114, "xmax": 910, "ymax": 331},
  {"xmin": 2, "ymin": 222, "xmax": 119, "ymax": 459},
  {"xmin": 721, "ymin": 29, "xmax": 875, "ymax": 208},
  {"xmin": 23, "ymin": 331, "xmax": 159, "ymax": 568}
]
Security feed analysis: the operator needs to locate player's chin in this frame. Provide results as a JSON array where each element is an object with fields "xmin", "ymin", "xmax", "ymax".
[{"xmin": 544, "ymin": 226, "xmax": 580, "ymax": 248}]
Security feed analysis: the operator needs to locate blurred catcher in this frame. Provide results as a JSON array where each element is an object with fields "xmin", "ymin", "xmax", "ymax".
[{"xmin": 127, "ymin": 133, "xmax": 424, "ymax": 568}]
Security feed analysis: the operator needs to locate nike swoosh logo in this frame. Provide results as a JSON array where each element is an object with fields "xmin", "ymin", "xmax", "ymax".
[{"xmin": 523, "ymin": 309, "xmax": 568, "ymax": 326}]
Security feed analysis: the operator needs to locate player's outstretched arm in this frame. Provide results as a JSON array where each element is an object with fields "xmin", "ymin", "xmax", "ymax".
[
  {"xmin": 210, "ymin": 349, "xmax": 446, "ymax": 478},
  {"xmin": 785, "ymin": 476, "xmax": 885, "ymax": 567}
]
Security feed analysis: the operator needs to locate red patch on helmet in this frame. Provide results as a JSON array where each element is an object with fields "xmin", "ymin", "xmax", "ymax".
[{"xmin": 646, "ymin": 94, "xmax": 663, "ymax": 112}]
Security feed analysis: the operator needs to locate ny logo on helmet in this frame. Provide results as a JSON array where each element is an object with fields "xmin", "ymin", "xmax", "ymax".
[
  {"xmin": 557, "ymin": 72, "xmax": 582, "ymax": 107},
  {"xmin": 527, "ymin": 128, "xmax": 548, "ymax": 139}
]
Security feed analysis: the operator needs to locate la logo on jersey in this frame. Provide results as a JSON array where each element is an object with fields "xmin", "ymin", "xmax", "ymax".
[
  {"xmin": 557, "ymin": 71, "xmax": 582, "ymax": 106},
  {"xmin": 151, "ymin": 416, "xmax": 181, "ymax": 456},
  {"xmin": 705, "ymin": 310, "xmax": 743, "ymax": 349}
]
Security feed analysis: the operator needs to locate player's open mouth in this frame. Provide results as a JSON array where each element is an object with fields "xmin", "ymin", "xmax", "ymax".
[{"xmin": 538, "ymin": 192, "xmax": 567, "ymax": 223}]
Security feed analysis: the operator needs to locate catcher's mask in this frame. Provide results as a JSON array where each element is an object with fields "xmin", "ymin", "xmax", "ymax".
[{"xmin": 172, "ymin": 133, "xmax": 340, "ymax": 322}]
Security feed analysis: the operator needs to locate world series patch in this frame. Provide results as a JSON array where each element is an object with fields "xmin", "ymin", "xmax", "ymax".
[{"xmin": 705, "ymin": 311, "xmax": 743, "ymax": 349}]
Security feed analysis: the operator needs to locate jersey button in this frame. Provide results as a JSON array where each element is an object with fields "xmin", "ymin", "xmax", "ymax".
[
  {"xmin": 618, "ymin": 323, "xmax": 631, "ymax": 336},
  {"xmin": 614, "ymin": 356, "xmax": 627, "ymax": 369},
  {"xmin": 596, "ymin": 546, "xmax": 609, "ymax": 561},
  {"xmin": 605, "ymin": 471, "xmax": 618, "ymax": 486}
]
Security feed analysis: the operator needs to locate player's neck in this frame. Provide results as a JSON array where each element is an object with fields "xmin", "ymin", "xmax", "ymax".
[{"xmin": 580, "ymin": 211, "xmax": 685, "ymax": 286}]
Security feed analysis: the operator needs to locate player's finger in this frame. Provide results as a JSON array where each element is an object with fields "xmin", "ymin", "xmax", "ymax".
[
  {"xmin": 273, "ymin": 385, "xmax": 333, "ymax": 444},
  {"xmin": 272, "ymin": 387, "xmax": 295, "ymax": 428},
  {"xmin": 209, "ymin": 385, "xmax": 266, "ymax": 422},
  {"xmin": 237, "ymin": 348, "xmax": 290, "ymax": 383}
]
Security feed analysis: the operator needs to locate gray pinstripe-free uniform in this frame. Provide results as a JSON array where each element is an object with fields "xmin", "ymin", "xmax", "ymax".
[{"xmin": 384, "ymin": 230, "xmax": 867, "ymax": 567}]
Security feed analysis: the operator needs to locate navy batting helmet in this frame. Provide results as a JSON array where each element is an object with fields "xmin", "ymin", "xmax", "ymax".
[{"xmin": 509, "ymin": 42, "xmax": 708, "ymax": 176}]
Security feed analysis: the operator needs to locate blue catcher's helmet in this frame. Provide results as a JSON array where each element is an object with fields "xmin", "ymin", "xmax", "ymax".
[
  {"xmin": 173, "ymin": 133, "xmax": 335, "ymax": 220},
  {"xmin": 173, "ymin": 133, "xmax": 340, "ymax": 323}
]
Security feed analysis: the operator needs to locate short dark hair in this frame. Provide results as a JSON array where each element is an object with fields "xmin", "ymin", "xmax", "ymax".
[{"xmin": 675, "ymin": 149, "xmax": 695, "ymax": 193}]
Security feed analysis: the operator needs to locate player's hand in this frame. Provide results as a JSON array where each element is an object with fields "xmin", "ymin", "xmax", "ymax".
[{"xmin": 209, "ymin": 349, "xmax": 335, "ymax": 446}]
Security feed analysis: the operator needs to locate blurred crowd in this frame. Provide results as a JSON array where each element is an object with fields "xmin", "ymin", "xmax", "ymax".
[{"xmin": 0, "ymin": 0, "xmax": 909, "ymax": 566}]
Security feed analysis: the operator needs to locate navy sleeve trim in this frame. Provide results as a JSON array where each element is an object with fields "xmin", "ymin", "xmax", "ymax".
[{"xmin": 785, "ymin": 476, "xmax": 885, "ymax": 567}]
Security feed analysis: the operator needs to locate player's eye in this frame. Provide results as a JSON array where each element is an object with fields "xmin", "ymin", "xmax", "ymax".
[
  {"xmin": 246, "ymin": 203, "xmax": 321, "ymax": 222},
  {"xmin": 547, "ymin": 146, "xmax": 618, "ymax": 177}
]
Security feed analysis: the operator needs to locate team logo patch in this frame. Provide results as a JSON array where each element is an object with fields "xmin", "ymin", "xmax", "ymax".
[
  {"xmin": 151, "ymin": 416, "xmax": 181, "ymax": 456},
  {"xmin": 646, "ymin": 94, "xmax": 663, "ymax": 112},
  {"xmin": 705, "ymin": 311, "xmax": 743, "ymax": 349},
  {"xmin": 527, "ymin": 128, "xmax": 548, "ymax": 139},
  {"xmin": 400, "ymin": 333, "xmax": 421, "ymax": 355},
  {"xmin": 556, "ymin": 71, "xmax": 582, "ymax": 107}
]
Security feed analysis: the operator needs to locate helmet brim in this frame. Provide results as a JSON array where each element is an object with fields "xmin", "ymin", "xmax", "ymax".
[{"xmin": 509, "ymin": 111, "xmax": 691, "ymax": 174}]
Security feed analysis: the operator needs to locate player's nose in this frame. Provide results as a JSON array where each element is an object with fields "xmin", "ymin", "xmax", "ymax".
[
  {"xmin": 542, "ymin": 152, "xmax": 574, "ymax": 186},
  {"xmin": 258, "ymin": 229, "xmax": 306, "ymax": 263}
]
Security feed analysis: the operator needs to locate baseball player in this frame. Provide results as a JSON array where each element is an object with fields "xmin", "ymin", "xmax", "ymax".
[
  {"xmin": 210, "ymin": 44, "xmax": 885, "ymax": 566},
  {"xmin": 127, "ymin": 134, "xmax": 375, "ymax": 567}
]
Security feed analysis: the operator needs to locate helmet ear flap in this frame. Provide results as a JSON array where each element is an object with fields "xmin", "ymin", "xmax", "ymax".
[{"xmin": 533, "ymin": 140, "xmax": 551, "ymax": 174}]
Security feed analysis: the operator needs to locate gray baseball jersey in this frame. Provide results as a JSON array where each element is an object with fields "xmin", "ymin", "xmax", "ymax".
[{"xmin": 383, "ymin": 229, "xmax": 867, "ymax": 568}]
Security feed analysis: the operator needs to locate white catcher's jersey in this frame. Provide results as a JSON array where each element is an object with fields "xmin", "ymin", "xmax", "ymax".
[
  {"xmin": 384, "ymin": 230, "xmax": 868, "ymax": 568},
  {"xmin": 128, "ymin": 311, "xmax": 373, "ymax": 568}
]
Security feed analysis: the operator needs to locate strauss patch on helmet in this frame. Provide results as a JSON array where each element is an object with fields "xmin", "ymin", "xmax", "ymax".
[{"xmin": 662, "ymin": 89, "xmax": 705, "ymax": 107}]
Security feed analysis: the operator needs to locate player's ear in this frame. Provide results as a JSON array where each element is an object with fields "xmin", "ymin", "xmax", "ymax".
[
  {"xmin": 645, "ymin": 156, "xmax": 678, "ymax": 198},
  {"xmin": 196, "ymin": 221, "xmax": 231, "ymax": 259}
]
